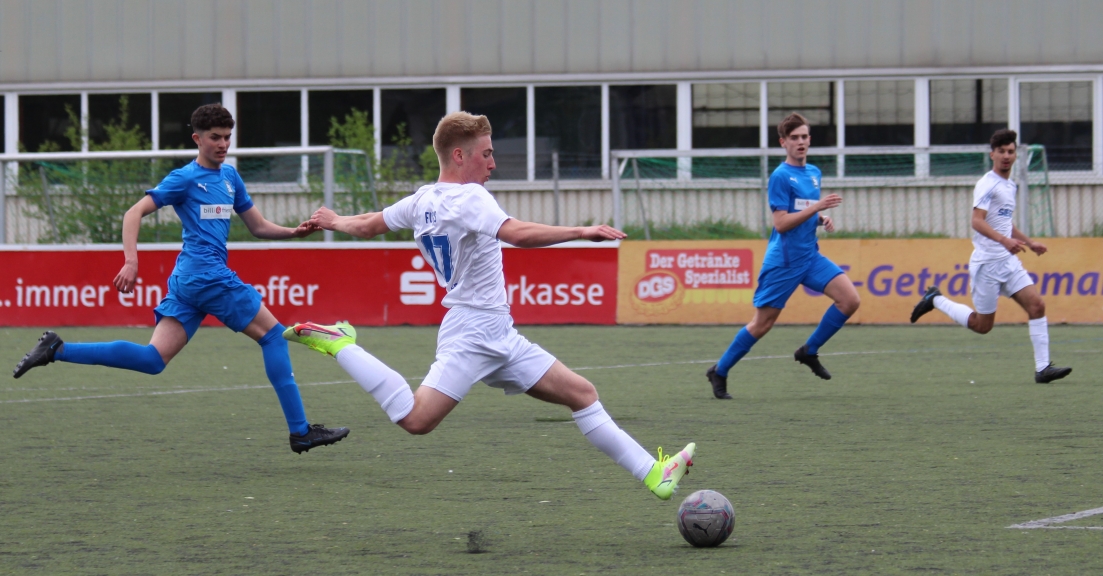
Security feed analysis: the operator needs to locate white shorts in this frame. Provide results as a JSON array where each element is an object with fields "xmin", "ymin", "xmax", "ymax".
[
  {"xmin": 969, "ymin": 256, "xmax": 1033, "ymax": 314},
  {"xmin": 420, "ymin": 306, "xmax": 557, "ymax": 402}
]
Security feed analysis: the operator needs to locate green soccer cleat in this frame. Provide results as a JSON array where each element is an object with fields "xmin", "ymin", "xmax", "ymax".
[
  {"xmin": 644, "ymin": 442, "xmax": 696, "ymax": 500},
  {"xmin": 283, "ymin": 321, "xmax": 357, "ymax": 357}
]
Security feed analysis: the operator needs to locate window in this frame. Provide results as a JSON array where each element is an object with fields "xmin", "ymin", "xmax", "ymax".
[
  {"xmin": 929, "ymin": 79, "xmax": 1008, "ymax": 175},
  {"xmin": 237, "ymin": 91, "xmax": 302, "ymax": 181},
  {"xmin": 20, "ymin": 94, "xmax": 80, "ymax": 152},
  {"xmin": 845, "ymin": 80, "xmax": 914, "ymax": 146},
  {"xmin": 930, "ymin": 79, "xmax": 1008, "ymax": 144},
  {"xmin": 768, "ymin": 82, "xmax": 837, "ymax": 174},
  {"xmin": 610, "ymin": 85, "xmax": 677, "ymax": 178},
  {"xmin": 609, "ymin": 85, "xmax": 677, "ymax": 150},
  {"xmin": 693, "ymin": 83, "xmax": 759, "ymax": 148},
  {"xmin": 158, "ymin": 92, "xmax": 222, "ymax": 150},
  {"xmin": 845, "ymin": 80, "xmax": 914, "ymax": 176},
  {"xmin": 380, "ymin": 89, "xmax": 445, "ymax": 176},
  {"xmin": 692, "ymin": 83, "xmax": 760, "ymax": 177},
  {"xmin": 89, "ymin": 93, "xmax": 152, "ymax": 149},
  {"xmin": 461, "ymin": 87, "xmax": 527, "ymax": 179},
  {"xmin": 308, "ymin": 90, "xmax": 373, "ymax": 146},
  {"xmin": 237, "ymin": 91, "xmax": 301, "ymax": 148},
  {"xmin": 1020, "ymin": 81, "xmax": 1093, "ymax": 171},
  {"xmin": 535, "ymin": 86, "xmax": 601, "ymax": 179}
]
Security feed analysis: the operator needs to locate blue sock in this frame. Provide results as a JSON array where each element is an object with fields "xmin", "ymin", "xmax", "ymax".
[
  {"xmin": 805, "ymin": 305, "xmax": 850, "ymax": 354},
  {"xmin": 716, "ymin": 327, "xmax": 758, "ymax": 377},
  {"xmin": 55, "ymin": 341, "xmax": 166, "ymax": 375},
  {"xmin": 259, "ymin": 324, "xmax": 309, "ymax": 436}
]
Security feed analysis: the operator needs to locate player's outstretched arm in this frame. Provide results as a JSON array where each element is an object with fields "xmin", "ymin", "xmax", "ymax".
[
  {"xmin": 114, "ymin": 195, "xmax": 159, "ymax": 294},
  {"xmin": 496, "ymin": 218, "xmax": 626, "ymax": 248},
  {"xmin": 309, "ymin": 207, "xmax": 391, "ymax": 239},
  {"xmin": 238, "ymin": 206, "xmax": 319, "ymax": 240}
]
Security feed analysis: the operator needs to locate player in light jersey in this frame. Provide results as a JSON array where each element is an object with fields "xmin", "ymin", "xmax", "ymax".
[
  {"xmin": 705, "ymin": 113, "xmax": 860, "ymax": 399},
  {"xmin": 12, "ymin": 104, "xmax": 350, "ymax": 453},
  {"xmin": 910, "ymin": 129, "xmax": 1071, "ymax": 383},
  {"xmin": 284, "ymin": 111, "xmax": 695, "ymax": 500}
]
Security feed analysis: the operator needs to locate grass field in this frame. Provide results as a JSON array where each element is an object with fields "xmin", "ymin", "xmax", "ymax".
[{"xmin": 2, "ymin": 324, "xmax": 1101, "ymax": 575}]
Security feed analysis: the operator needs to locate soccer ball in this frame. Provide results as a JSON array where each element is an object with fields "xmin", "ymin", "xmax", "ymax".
[{"xmin": 676, "ymin": 489, "xmax": 735, "ymax": 547}]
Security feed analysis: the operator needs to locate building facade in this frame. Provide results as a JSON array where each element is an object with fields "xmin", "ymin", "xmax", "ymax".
[{"xmin": 2, "ymin": 0, "xmax": 1101, "ymax": 240}]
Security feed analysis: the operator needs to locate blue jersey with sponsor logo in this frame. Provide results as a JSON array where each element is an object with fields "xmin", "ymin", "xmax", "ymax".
[
  {"xmin": 146, "ymin": 161, "xmax": 254, "ymax": 276},
  {"xmin": 763, "ymin": 162, "xmax": 822, "ymax": 268}
]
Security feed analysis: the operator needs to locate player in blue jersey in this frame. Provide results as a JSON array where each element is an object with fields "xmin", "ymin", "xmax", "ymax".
[
  {"xmin": 12, "ymin": 104, "xmax": 349, "ymax": 453},
  {"xmin": 705, "ymin": 113, "xmax": 861, "ymax": 398}
]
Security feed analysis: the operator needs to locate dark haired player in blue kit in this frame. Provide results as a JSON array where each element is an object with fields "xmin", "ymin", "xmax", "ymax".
[
  {"xmin": 705, "ymin": 113, "xmax": 861, "ymax": 399},
  {"xmin": 13, "ymin": 104, "xmax": 349, "ymax": 453}
]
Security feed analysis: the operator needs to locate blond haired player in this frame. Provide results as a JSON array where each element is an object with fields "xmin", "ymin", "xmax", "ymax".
[{"xmin": 285, "ymin": 112, "xmax": 695, "ymax": 500}]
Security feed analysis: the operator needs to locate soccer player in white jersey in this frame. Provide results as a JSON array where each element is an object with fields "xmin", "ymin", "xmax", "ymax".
[
  {"xmin": 910, "ymin": 129, "xmax": 1071, "ymax": 383},
  {"xmin": 284, "ymin": 112, "xmax": 695, "ymax": 500}
]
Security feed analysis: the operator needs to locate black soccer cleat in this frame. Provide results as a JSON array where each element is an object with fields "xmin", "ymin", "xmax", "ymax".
[
  {"xmin": 13, "ymin": 331, "xmax": 63, "ymax": 379},
  {"xmin": 1035, "ymin": 363, "xmax": 1072, "ymax": 384},
  {"xmin": 290, "ymin": 423, "xmax": 350, "ymax": 454},
  {"xmin": 706, "ymin": 364, "xmax": 733, "ymax": 400},
  {"xmin": 911, "ymin": 285, "xmax": 942, "ymax": 323},
  {"xmin": 794, "ymin": 345, "xmax": 831, "ymax": 380}
]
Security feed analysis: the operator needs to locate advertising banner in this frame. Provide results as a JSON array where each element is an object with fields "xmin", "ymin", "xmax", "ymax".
[
  {"xmin": 0, "ymin": 243, "xmax": 617, "ymax": 327},
  {"xmin": 618, "ymin": 239, "xmax": 1103, "ymax": 325}
]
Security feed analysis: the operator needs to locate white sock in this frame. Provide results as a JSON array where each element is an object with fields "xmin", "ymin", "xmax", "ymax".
[
  {"xmin": 336, "ymin": 345, "xmax": 414, "ymax": 423},
  {"xmin": 1028, "ymin": 317, "xmax": 1050, "ymax": 372},
  {"xmin": 572, "ymin": 401, "xmax": 656, "ymax": 481},
  {"xmin": 934, "ymin": 295, "xmax": 974, "ymax": 328}
]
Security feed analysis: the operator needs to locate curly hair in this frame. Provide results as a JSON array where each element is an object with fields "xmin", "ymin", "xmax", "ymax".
[
  {"xmin": 433, "ymin": 111, "xmax": 492, "ymax": 165},
  {"xmin": 190, "ymin": 103, "xmax": 235, "ymax": 132},
  {"xmin": 990, "ymin": 128, "xmax": 1017, "ymax": 150}
]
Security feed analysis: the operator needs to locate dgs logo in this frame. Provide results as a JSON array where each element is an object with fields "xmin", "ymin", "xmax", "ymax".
[
  {"xmin": 636, "ymin": 273, "xmax": 677, "ymax": 301},
  {"xmin": 630, "ymin": 271, "xmax": 684, "ymax": 316}
]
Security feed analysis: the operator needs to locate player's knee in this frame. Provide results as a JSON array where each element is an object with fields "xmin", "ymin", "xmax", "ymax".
[
  {"xmin": 399, "ymin": 418, "xmax": 438, "ymax": 435},
  {"xmin": 574, "ymin": 381, "xmax": 599, "ymax": 409},
  {"xmin": 749, "ymin": 315, "xmax": 775, "ymax": 336},
  {"xmin": 1030, "ymin": 300, "xmax": 1046, "ymax": 319},
  {"xmin": 838, "ymin": 295, "xmax": 860, "ymax": 316},
  {"xmin": 973, "ymin": 322, "xmax": 993, "ymax": 335}
]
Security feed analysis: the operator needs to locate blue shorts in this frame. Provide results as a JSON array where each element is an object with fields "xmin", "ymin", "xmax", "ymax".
[
  {"xmin": 753, "ymin": 253, "xmax": 844, "ymax": 309},
  {"xmin": 154, "ymin": 270, "xmax": 262, "ymax": 339}
]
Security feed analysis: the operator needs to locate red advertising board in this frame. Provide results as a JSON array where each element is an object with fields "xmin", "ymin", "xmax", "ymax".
[{"xmin": 0, "ymin": 243, "xmax": 617, "ymax": 327}]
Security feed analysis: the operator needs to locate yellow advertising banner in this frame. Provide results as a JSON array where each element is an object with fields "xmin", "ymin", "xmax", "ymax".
[{"xmin": 617, "ymin": 239, "xmax": 1103, "ymax": 324}]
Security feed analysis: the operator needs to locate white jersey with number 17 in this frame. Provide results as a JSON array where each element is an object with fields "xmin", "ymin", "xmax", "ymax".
[{"xmin": 383, "ymin": 182, "xmax": 511, "ymax": 312}]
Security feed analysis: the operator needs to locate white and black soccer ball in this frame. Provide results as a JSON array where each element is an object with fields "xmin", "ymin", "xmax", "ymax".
[{"xmin": 676, "ymin": 489, "xmax": 735, "ymax": 547}]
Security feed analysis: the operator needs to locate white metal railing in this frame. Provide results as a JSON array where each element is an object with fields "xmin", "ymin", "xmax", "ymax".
[
  {"xmin": 610, "ymin": 145, "xmax": 992, "ymax": 232},
  {"xmin": 0, "ymin": 146, "xmax": 338, "ymax": 243}
]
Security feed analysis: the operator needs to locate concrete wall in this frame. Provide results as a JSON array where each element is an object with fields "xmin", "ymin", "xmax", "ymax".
[{"xmin": 2, "ymin": 0, "xmax": 1102, "ymax": 86}]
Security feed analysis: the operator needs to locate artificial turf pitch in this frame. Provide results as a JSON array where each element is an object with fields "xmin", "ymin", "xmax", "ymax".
[{"xmin": 1, "ymin": 324, "xmax": 1101, "ymax": 575}]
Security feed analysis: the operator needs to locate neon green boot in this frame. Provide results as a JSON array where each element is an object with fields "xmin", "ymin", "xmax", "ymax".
[
  {"xmin": 283, "ymin": 321, "xmax": 357, "ymax": 357},
  {"xmin": 643, "ymin": 442, "xmax": 695, "ymax": 500}
]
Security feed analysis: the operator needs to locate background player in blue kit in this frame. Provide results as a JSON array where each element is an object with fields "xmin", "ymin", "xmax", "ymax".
[
  {"xmin": 13, "ymin": 104, "xmax": 349, "ymax": 453},
  {"xmin": 706, "ymin": 113, "xmax": 862, "ymax": 399}
]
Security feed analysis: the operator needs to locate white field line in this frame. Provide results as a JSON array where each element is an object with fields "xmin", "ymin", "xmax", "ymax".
[
  {"xmin": 3, "ymin": 345, "xmax": 1099, "ymax": 405},
  {"xmin": 1008, "ymin": 506, "xmax": 1103, "ymax": 530},
  {"xmin": 0, "ymin": 348, "xmax": 904, "ymax": 404}
]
